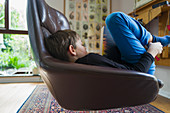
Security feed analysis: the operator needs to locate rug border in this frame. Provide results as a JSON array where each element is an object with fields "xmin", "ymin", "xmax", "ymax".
[
  {"xmin": 148, "ymin": 104, "xmax": 165, "ymax": 113},
  {"xmin": 16, "ymin": 85, "xmax": 38, "ymax": 113},
  {"xmin": 16, "ymin": 85, "xmax": 165, "ymax": 113}
]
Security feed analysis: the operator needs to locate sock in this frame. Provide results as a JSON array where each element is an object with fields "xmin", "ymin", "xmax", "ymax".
[{"xmin": 152, "ymin": 35, "xmax": 170, "ymax": 46}]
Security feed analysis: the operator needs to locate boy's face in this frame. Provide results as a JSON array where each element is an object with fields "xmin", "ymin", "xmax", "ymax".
[{"xmin": 75, "ymin": 38, "xmax": 87, "ymax": 58}]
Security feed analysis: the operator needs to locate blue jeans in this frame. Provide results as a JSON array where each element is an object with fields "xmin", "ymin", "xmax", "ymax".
[{"xmin": 105, "ymin": 12, "xmax": 155, "ymax": 75}]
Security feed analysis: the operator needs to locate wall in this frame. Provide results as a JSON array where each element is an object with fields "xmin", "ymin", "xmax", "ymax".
[
  {"xmin": 45, "ymin": 0, "xmax": 64, "ymax": 13},
  {"xmin": 155, "ymin": 66, "xmax": 170, "ymax": 98},
  {"xmin": 46, "ymin": 0, "xmax": 170, "ymax": 99},
  {"xmin": 111, "ymin": 0, "xmax": 134, "ymax": 14},
  {"xmin": 46, "ymin": 0, "xmax": 134, "ymax": 14}
]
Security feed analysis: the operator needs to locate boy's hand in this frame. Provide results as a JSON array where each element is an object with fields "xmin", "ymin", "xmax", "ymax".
[{"xmin": 147, "ymin": 42, "xmax": 163, "ymax": 58}]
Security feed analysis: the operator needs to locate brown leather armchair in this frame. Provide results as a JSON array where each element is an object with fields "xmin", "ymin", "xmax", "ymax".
[{"xmin": 27, "ymin": 0, "xmax": 161, "ymax": 110}]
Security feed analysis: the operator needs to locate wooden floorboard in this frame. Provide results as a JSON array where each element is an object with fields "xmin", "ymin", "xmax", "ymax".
[
  {"xmin": 0, "ymin": 83, "xmax": 169, "ymax": 113},
  {"xmin": 150, "ymin": 95, "xmax": 170, "ymax": 113},
  {"xmin": 0, "ymin": 83, "xmax": 43, "ymax": 113}
]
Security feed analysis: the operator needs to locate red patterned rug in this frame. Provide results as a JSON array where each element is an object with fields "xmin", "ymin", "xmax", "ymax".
[{"xmin": 17, "ymin": 85, "xmax": 164, "ymax": 113}]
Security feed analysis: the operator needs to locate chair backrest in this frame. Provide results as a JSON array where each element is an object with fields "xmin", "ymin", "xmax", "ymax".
[
  {"xmin": 27, "ymin": 0, "xmax": 70, "ymax": 67},
  {"xmin": 27, "ymin": 0, "xmax": 159, "ymax": 110}
]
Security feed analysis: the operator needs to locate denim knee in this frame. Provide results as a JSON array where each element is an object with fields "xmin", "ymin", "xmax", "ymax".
[{"xmin": 106, "ymin": 12, "xmax": 126, "ymax": 26}]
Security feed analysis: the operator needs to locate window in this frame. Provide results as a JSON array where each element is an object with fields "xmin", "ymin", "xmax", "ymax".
[
  {"xmin": 9, "ymin": 0, "xmax": 27, "ymax": 30},
  {"xmin": 0, "ymin": 0, "xmax": 35, "ymax": 76},
  {"xmin": 0, "ymin": 0, "xmax": 5, "ymax": 28},
  {"xmin": 0, "ymin": 0, "xmax": 28, "ymax": 34}
]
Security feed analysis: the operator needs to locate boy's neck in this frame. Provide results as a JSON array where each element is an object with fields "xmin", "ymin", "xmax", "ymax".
[{"xmin": 68, "ymin": 53, "xmax": 78, "ymax": 62}]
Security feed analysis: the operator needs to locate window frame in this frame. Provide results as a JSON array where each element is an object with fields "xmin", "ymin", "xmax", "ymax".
[{"xmin": 0, "ymin": 0, "xmax": 28, "ymax": 34}]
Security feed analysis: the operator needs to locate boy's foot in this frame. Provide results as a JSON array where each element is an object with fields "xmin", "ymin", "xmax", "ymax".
[{"xmin": 152, "ymin": 35, "xmax": 170, "ymax": 46}]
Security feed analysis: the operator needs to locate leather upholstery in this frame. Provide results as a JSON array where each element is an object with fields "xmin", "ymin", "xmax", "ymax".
[{"xmin": 27, "ymin": 0, "xmax": 161, "ymax": 110}]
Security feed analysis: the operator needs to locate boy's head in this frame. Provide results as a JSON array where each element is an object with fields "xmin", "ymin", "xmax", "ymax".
[{"xmin": 45, "ymin": 29, "xmax": 87, "ymax": 62}]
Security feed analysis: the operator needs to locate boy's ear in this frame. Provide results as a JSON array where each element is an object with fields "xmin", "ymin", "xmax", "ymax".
[{"xmin": 68, "ymin": 45, "xmax": 76, "ymax": 56}]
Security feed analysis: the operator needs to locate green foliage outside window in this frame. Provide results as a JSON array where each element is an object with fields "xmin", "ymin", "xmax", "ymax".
[
  {"xmin": 0, "ymin": 2, "xmax": 34, "ymax": 74},
  {"xmin": 0, "ymin": 2, "xmax": 5, "ymax": 28},
  {"xmin": 0, "ymin": 34, "xmax": 33, "ymax": 70}
]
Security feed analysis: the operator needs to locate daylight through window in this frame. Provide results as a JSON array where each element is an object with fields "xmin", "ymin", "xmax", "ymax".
[{"xmin": 0, "ymin": 0, "xmax": 35, "ymax": 76}]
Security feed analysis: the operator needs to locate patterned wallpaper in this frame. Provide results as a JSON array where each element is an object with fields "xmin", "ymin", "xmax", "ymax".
[{"xmin": 65, "ymin": 0, "xmax": 110, "ymax": 53}]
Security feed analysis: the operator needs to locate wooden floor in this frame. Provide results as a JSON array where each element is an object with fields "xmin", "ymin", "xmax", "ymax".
[
  {"xmin": 0, "ymin": 83, "xmax": 40, "ymax": 113},
  {"xmin": 0, "ymin": 83, "xmax": 170, "ymax": 113},
  {"xmin": 150, "ymin": 95, "xmax": 170, "ymax": 113}
]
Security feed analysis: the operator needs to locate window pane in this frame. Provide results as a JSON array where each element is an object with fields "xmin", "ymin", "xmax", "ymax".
[
  {"xmin": 0, "ymin": 34, "xmax": 35, "ymax": 75},
  {"xmin": 9, "ymin": 0, "xmax": 28, "ymax": 30},
  {"xmin": 0, "ymin": 0, "xmax": 5, "ymax": 28}
]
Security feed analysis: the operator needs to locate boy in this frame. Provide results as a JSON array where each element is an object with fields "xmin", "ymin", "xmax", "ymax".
[{"xmin": 45, "ymin": 29, "xmax": 163, "ymax": 73}]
